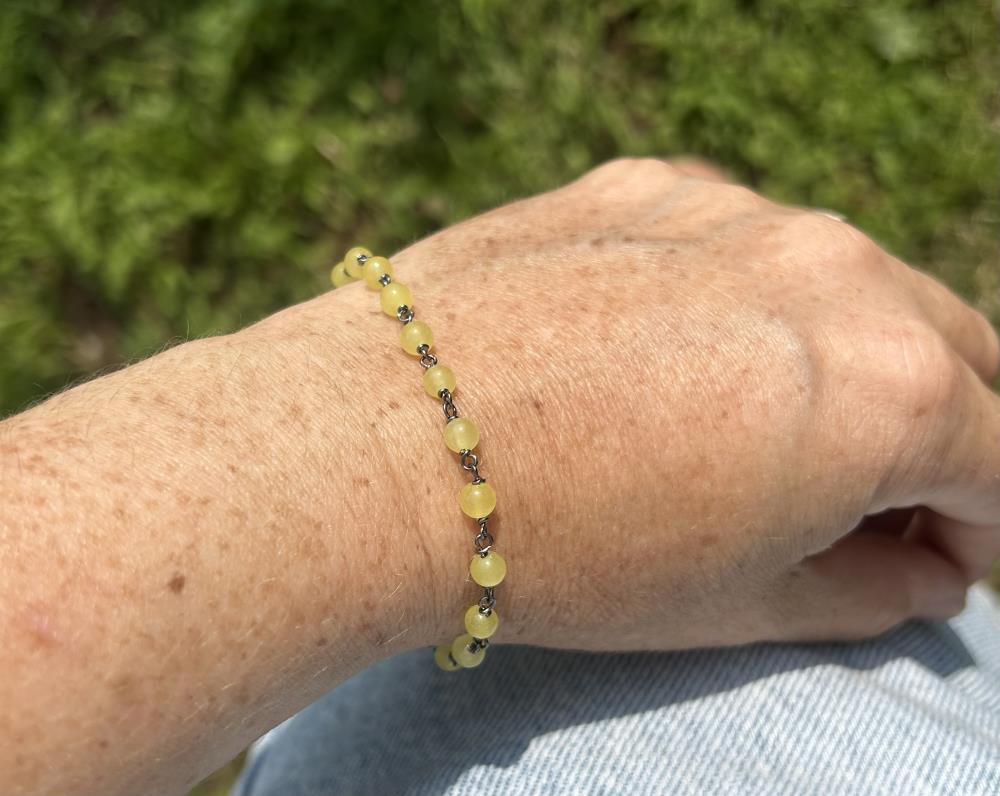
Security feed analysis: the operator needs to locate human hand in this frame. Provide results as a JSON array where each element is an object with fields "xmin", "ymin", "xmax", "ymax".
[{"xmin": 365, "ymin": 158, "xmax": 1000, "ymax": 651}]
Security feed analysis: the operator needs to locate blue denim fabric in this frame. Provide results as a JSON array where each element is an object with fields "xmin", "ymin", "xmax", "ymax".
[{"xmin": 233, "ymin": 585, "xmax": 1000, "ymax": 795}]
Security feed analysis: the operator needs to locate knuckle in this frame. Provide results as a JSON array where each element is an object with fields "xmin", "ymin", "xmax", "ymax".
[
  {"xmin": 578, "ymin": 157, "xmax": 681, "ymax": 189},
  {"xmin": 882, "ymin": 327, "xmax": 964, "ymax": 476},
  {"xmin": 886, "ymin": 326, "xmax": 963, "ymax": 415},
  {"xmin": 680, "ymin": 180, "xmax": 762, "ymax": 209},
  {"xmin": 783, "ymin": 211, "xmax": 882, "ymax": 266},
  {"xmin": 702, "ymin": 182, "xmax": 764, "ymax": 212},
  {"xmin": 837, "ymin": 321, "xmax": 962, "ymax": 489},
  {"xmin": 976, "ymin": 313, "xmax": 1000, "ymax": 382},
  {"xmin": 663, "ymin": 156, "xmax": 729, "ymax": 182},
  {"xmin": 843, "ymin": 319, "xmax": 972, "ymax": 507}
]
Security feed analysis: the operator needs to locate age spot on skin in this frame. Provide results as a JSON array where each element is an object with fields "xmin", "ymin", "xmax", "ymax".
[{"xmin": 167, "ymin": 572, "xmax": 186, "ymax": 594}]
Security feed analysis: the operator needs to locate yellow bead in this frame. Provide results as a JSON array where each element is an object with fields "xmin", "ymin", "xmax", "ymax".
[
  {"xmin": 469, "ymin": 550, "xmax": 506, "ymax": 587},
  {"xmin": 330, "ymin": 261, "xmax": 357, "ymax": 288},
  {"xmin": 443, "ymin": 417, "xmax": 479, "ymax": 453},
  {"xmin": 464, "ymin": 604, "xmax": 500, "ymax": 639},
  {"xmin": 434, "ymin": 643, "xmax": 460, "ymax": 671},
  {"xmin": 363, "ymin": 255, "xmax": 394, "ymax": 290},
  {"xmin": 423, "ymin": 364, "xmax": 457, "ymax": 398},
  {"xmin": 459, "ymin": 481, "xmax": 496, "ymax": 518},
  {"xmin": 400, "ymin": 320, "xmax": 434, "ymax": 356},
  {"xmin": 343, "ymin": 246, "xmax": 372, "ymax": 279},
  {"xmin": 380, "ymin": 282, "xmax": 413, "ymax": 317},
  {"xmin": 450, "ymin": 633, "xmax": 486, "ymax": 668}
]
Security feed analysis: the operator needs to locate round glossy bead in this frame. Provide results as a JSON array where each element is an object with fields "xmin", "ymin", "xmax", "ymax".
[
  {"xmin": 330, "ymin": 261, "xmax": 355, "ymax": 288},
  {"xmin": 343, "ymin": 246, "xmax": 372, "ymax": 279},
  {"xmin": 459, "ymin": 481, "xmax": 496, "ymax": 518},
  {"xmin": 400, "ymin": 320, "xmax": 434, "ymax": 356},
  {"xmin": 423, "ymin": 364, "xmax": 457, "ymax": 398},
  {"xmin": 380, "ymin": 282, "xmax": 413, "ymax": 317},
  {"xmin": 450, "ymin": 633, "xmax": 486, "ymax": 668},
  {"xmin": 363, "ymin": 255, "xmax": 394, "ymax": 290},
  {"xmin": 443, "ymin": 417, "xmax": 479, "ymax": 453},
  {"xmin": 433, "ymin": 643, "xmax": 460, "ymax": 671},
  {"xmin": 469, "ymin": 550, "xmax": 507, "ymax": 587},
  {"xmin": 464, "ymin": 604, "xmax": 500, "ymax": 639}
]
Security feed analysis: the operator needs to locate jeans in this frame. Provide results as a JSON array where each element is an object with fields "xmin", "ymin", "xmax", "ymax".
[{"xmin": 233, "ymin": 585, "xmax": 1000, "ymax": 795}]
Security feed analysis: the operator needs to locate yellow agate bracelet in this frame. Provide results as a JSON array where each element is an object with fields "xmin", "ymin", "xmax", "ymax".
[{"xmin": 331, "ymin": 247, "xmax": 506, "ymax": 670}]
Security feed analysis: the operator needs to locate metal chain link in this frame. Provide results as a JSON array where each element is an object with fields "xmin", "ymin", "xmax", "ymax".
[
  {"xmin": 439, "ymin": 387, "xmax": 460, "ymax": 422},
  {"xmin": 474, "ymin": 516, "xmax": 494, "ymax": 554},
  {"xmin": 379, "ymin": 278, "xmax": 500, "ymax": 653},
  {"xmin": 417, "ymin": 344, "xmax": 438, "ymax": 369},
  {"xmin": 459, "ymin": 450, "xmax": 483, "ymax": 482},
  {"xmin": 464, "ymin": 636, "xmax": 490, "ymax": 653},
  {"xmin": 478, "ymin": 587, "xmax": 496, "ymax": 615}
]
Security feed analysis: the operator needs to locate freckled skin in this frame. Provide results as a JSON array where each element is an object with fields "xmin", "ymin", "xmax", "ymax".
[{"xmin": 1, "ymin": 159, "xmax": 998, "ymax": 795}]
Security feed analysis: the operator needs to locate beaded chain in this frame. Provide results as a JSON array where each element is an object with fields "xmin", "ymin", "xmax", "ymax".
[{"xmin": 331, "ymin": 247, "xmax": 506, "ymax": 670}]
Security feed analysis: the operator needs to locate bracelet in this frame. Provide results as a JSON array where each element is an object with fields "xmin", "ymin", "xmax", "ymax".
[{"xmin": 331, "ymin": 247, "xmax": 506, "ymax": 670}]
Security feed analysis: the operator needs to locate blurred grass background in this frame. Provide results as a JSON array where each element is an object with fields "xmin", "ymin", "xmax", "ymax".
[{"xmin": 0, "ymin": 1, "xmax": 995, "ymax": 794}]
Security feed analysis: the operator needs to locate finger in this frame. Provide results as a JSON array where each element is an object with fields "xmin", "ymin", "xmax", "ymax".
[
  {"xmin": 904, "ymin": 356, "xmax": 1000, "ymax": 527},
  {"xmin": 856, "ymin": 507, "xmax": 919, "ymax": 537},
  {"xmin": 906, "ymin": 508, "xmax": 1000, "ymax": 583},
  {"xmin": 897, "ymin": 262, "xmax": 1000, "ymax": 383},
  {"xmin": 771, "ymin": 532, "xmax": 968, "ymax": 642}
]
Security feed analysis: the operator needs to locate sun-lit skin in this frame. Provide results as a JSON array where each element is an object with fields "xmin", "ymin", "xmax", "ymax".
[{"xmin": 1, "ymin": 159, "xmax": 997, "ymax": 795}]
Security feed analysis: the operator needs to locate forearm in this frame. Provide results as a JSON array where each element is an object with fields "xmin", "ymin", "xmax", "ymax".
[{"xmin": 0, "ymin": 287, "xmax": 451, "ymax": 795}]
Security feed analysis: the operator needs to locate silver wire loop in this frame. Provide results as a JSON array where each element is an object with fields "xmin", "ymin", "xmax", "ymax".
[
  {"xmin": 478, "ymin": 587, "xmax": 496, "ymax": 614},
  {"xmin": 474, "ymin": 520, "xmax": 494, "ymax": 553},
  {"xmin": 440, "ymin": 388, "xmax": 460, "ymax": 421},
  {"xmin": 417, "ymin": 344, "xmax": 438, "ymax": 369},
  {"xmin": 459, "ymin": 450, "xmax": 478, "ymax": 471}
]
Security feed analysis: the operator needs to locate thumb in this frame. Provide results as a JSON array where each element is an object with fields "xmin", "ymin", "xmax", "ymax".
[{"xmin": 770, "ymin": 532, "xmax": 969, "ymax": 643}]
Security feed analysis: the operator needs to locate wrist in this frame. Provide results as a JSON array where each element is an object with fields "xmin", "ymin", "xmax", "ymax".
[
  {"xmin": 251, "ymin": 269, "xmax": 538, "ymax": 657},
  {"xmin": 240, "ymin": 285, "xmax": 468, "ymax": 658}
]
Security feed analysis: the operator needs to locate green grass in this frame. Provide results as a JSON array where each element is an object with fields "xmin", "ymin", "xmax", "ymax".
[
  {"xmin": 1, "ymin": 0, "xmax": 996, "ymax": 416},
  {"xmin": 0, "ymin": 2, "xmax": 996, "ymax": 793},
  {"xmin": 187, "ymin": 752, "xmax": 245, "ymax": 796}
]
